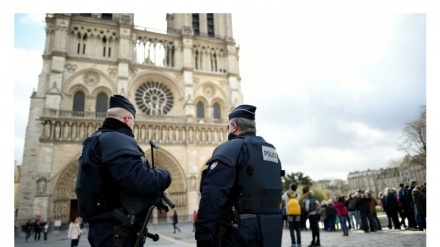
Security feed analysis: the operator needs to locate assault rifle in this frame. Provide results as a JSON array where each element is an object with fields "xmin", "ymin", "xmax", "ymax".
[{"xmin": 134, "ymin": 140, "xmax": 175, "ymax": 247}]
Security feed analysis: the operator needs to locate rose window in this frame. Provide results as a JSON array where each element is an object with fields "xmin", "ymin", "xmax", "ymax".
[{"xmin": 135, "ymin": 81, "xmax": 174, "ymax": 115}]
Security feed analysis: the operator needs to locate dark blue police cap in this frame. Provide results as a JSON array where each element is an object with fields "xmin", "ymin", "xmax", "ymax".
[
  {"xmin": 109, "ymin": 95, "xmax": 136, "ymax": 118},
  {"xmin": 228, "ymin": 104, "xmax": 256, "ymax": 120}
]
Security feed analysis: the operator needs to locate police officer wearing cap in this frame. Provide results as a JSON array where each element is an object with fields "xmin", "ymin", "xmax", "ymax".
[
  {"xmin": 195, "ymin": 105, "xmax": 283, "ymax": 247},
  {"xmin": 76, "ymin": 95, "xmax": 171, "ymax": 247}
]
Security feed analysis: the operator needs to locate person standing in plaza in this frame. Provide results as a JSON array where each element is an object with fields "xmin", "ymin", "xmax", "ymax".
[
  {"xmin": 193, "ymin": 210, "xmax": 198, "ymax": 232},
  {"xmin": 356, "ymin": 190, "xmax": 376, "ymax": 233},
  {"xmin": 43, "ymin": 221, "xmax": 50, "ymax": 241},
  {"xmin": 23, "ymin": 219, "xmax": 32, "ymax": 242},
  {"xmin": 343, "ymin": 194, "xmax": 352, "ymax": 230},
  {"xmin": 367, "ymin": 191, "xmax": 382, "ymax": 230},
  {"xmin": 405, "ymin": 180, "xmax": 419, "ymax": 230},
  {"xmin": 172, "ymin": 210, "xmax": 181, "ymax": 233},
  {"xmin": 285, "ymin": 183, "xmax": 302, "ymax": 247},
  {"xmin": 299, "ymin": 187, "xmax": 310, "ymax": 231},
  {"xmin": 333, "ymin": 196, "xmax": 349, "ymax": 236},
  {"xmin": 384, "ymin": 188, "xmax": 401, "ymax": 230},
  {"xmin": 325, "ymin": 201, "xmax": 336, "ymax": 232},
  {"xmin": 68, "ymin": 217, "xmax": 83, "ymax": 247},
  {"xmin": 412, "ymin": 184, "xmax": 426, "ymax": 231},
  {"xmin": 379, "ymin": 191, "xmax": 393, "ymax": 229},
  {"xmin": 397, "ymin": 183, "xmax": 408, "ymax": 228},
  {"xmin": 33, "ymin": 218, "xmax": 42, "ymax": 241},
  {"xmin": 304, "ymin": 190, "xmax": 321, "ymax": 247},
  {"xmin": 75, "ymin": 95, "xmax": 172, "ymax": 247},
  {"xmin": 319, "ymin": 201, "xmax": 328, "ymax": 231},
  {"xmin": 346, "ymin": 193, "xmax": 359, "ymax": 230},
  {"xmin": 195, "ymin": 104, "xmax": 283, "ymax": 247}
]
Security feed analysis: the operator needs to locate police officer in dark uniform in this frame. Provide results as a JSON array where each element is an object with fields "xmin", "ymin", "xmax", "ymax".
[
  {"xmin": 76, "ymin": 95, "xmax": 171, "ymax": 247},
  {"xmin": 195, "ymin": 105, "xmax": 283, "ymax": 247}
]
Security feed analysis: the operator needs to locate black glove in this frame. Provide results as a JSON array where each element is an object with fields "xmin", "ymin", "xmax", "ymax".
[
  {"xmin": 197, "ymin": 240, "xmax": 211, "ymax": 247},
  {"xmin": 156, "ymin": 168, "xmax": 172, "ymax": 189}
]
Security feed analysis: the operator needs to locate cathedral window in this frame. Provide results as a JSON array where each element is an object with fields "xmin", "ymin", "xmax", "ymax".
[
  {"xmin": 192, "ymin": 14, "xmax": 200, "ymax": 35},
  {"xmin": 135, "ymin": 81, "xmax": 174, "ymax": 115},
  {"xmin": 213, "ymin": 103, "xmax": 221, "ymax": 119},
  {"xmin": 76, "ymin": 33, "xmax": 87, "ymax": 55},
  {"xmin": 101, "ymin": 13, "xmax": 113, "ymax": 20},
  {"xmin": 73, "ymin": 91, "xmax": 85, "ymax": 116},
  {"xmin": 102, "ymin": 37, "xmax": 107, "ymax": 56},
  {"xmin": 96, "ymin": 93, "xmax": 108, "ymax": 116},
  {"xmin": 197, "ymin": 102, "xmax": 205, "ymax": 118},
  {"xmin": 102, "ymin": 36, "xmax": 112, "ymax": 57},
  {"xmin": 207, "ymin": 13, "xmax": 214, "ymax": 37}
]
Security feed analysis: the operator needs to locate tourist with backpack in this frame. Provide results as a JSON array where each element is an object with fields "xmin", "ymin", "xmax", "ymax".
[{"xmin": 285, "ymin": 183, "xmax": 302, "ymax": 247}]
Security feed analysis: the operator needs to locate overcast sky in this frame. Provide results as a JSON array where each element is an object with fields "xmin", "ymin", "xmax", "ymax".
[{"xmin": 12, "ymin": 12, "xmax": 429, "ymax": 181}]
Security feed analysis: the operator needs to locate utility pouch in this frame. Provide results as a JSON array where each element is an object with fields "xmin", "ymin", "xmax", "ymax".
[
  {"xmin": 112, "ymin": 224, "xmax": 132, "ymax": 247},
  {"xmin": 112, "ymin": 210, "xmax": 134, "ymax": 247},
  {"xmin": 221, "ymin": 206, "xmax": 239, "ymax": 230}
]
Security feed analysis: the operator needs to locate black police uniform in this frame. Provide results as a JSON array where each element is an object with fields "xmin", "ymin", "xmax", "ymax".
[
  {"xmin": 195, "ymin": 132, "xmax": 283, "ymax": 247},
  {"xmin": 77, "ymin": 118, "xmax": 171, "ymax": 247}
]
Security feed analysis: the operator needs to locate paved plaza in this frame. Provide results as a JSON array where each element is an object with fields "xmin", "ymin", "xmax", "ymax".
[{"xmin": 14, "ymin": 215, "xmax": 428, "ymax": 247}]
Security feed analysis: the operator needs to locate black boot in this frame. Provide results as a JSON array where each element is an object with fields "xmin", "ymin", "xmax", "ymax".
[
  {"xmin": 316, "ymin": 236, "xmax": 321, "ymax": 246},
  {"xmin": 308, "ymin": 240, "xmax": 315, "ymax": 247}
]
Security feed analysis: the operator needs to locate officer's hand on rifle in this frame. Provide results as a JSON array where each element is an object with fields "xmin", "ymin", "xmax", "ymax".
[{"xmin": 196, "ymin": 240, "xmax": 211, "ymax": 247}]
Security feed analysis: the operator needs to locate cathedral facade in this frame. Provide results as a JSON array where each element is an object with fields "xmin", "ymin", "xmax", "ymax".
[{"xmin": 16, "ymin": 13, "xmax": 243, "ymax": 225}]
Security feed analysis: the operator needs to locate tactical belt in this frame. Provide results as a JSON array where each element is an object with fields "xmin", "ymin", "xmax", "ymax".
[{"xmin": 239, "ymin": 214, "xmax": 257, "ymax": 219}]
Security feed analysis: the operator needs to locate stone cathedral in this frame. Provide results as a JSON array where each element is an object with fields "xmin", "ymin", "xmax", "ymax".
[{"xmin": 16, "ymin": 13, "xmax": 243, "ymax": 225}]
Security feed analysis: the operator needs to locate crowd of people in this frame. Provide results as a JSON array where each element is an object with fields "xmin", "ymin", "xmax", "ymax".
[
  {"xmin": 19, "ymin": 216, "xmax": 85, "ymax": 244},
  {"xmin": 281, "ymin": 180, "xmax": 426, "ymax": 247},
  {"xmin": 21, "ymin": 218, "xmax": 51, "ymax": 242}
]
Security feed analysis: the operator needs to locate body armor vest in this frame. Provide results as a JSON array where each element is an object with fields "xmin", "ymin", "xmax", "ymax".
[
  {"xmin": 76, "ymin": 130, "xmax": 158, "ymax": 221},
  {"xmin": 207, "ymin": 135, "xmax": 282, "ymax": 214},
  {"xmin": 236, "ymin": 136, "xmax": 282, "ymax": 214}
]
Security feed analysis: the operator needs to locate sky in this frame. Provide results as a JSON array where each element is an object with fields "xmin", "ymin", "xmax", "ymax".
[{"xmin": 11, "ymin": 11, "xmax": 430, "ymax": 182}]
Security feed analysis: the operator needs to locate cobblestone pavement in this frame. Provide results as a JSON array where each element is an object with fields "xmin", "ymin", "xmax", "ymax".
[{"xmin": 14, "ymin": 215, "xmax": 428, "ymax": 247}]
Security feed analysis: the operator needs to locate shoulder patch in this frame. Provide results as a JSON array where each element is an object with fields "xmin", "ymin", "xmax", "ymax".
[
  {"xmin": 210, "ymin": 161, "xmax": 218, "ymax": 170},
  {"xmin": 261, "ymin": 146, "xmax": 278, "ymax": 163}
]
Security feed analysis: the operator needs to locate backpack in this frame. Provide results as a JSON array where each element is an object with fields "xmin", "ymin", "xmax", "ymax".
[
  {"xmin": 286, "ymin": 192, "xmax": 301, "ymax": 216},
  {"xmin": 75, "ymin": 132, "xmax": 105, "ymax": 221},
  {"xmin": 306, "ymin": 197, "xmax": 317, "ymax": 213}
]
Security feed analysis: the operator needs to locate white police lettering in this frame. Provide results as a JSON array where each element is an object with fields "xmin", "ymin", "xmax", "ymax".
[{"xmin": 262, "ymin": 146, "xmax": 278, "ymax": 163}]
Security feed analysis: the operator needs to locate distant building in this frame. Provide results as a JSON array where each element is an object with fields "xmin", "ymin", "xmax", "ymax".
[
  {"xmin": 347, "ymin": 163, "xmax": 426, "ymax": 196},
  {"xmin": 315, "ymin": 179, "xmax": 332, "ymax": 188}
]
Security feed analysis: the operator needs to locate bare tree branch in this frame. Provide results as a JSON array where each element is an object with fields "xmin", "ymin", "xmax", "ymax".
[{"xmin": 398, "ymin": 105, "xmax": 426, "ymax": 167}]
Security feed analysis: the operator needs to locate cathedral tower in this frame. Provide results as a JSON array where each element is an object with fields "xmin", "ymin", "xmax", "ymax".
[{"xmin": 17, "ymin": 13, "xmax": 243, "ymax": 224}]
